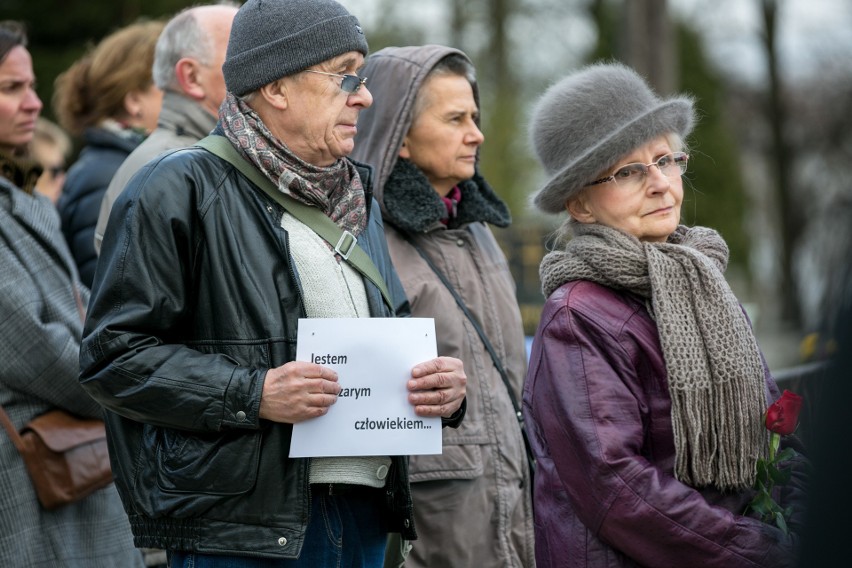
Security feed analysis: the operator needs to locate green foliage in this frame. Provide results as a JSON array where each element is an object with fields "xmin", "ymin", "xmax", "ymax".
[
  {"xmin": 588, "ymin": 0, "xmax": 618, "ymax": 61},
  {"xmin": 587, "ymin": 2, "xmax": 749, "ymax": 268},
  {"xmin": 476, "ymin": 86, "xmax": 540, "ymax": 220},
  {"xmin": 676, "ymin": 25, "xmax": 749, "ymax": 267}
]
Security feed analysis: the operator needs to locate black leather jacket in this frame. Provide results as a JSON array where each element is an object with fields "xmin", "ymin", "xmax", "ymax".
[{"xmin": 80, "ymin": 141, "xmax": 441, "ymax": 558}]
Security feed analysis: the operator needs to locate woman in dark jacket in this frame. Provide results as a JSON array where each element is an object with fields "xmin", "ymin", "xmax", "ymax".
[
  {"xmin": 523, "ymin": 63, "xmax": 808, "ymax": 568},
  {"xmin": 53, "ymin": 19, "xmax": 163, "ymax": 286}
]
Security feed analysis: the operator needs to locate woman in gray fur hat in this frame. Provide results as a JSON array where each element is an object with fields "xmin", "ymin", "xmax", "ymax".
[{"xmin": 522, "ymin": 62, "xmax": 808, "ymax": 567}]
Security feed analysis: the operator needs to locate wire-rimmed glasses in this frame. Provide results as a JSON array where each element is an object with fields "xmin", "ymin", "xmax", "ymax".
[
  {"xmin": 304, "ymin": 69, "xmax": 368, "ymax": 94},
  {"xmin": 586, "ymin": 152, "xmax": 689, "ymax": 189}
]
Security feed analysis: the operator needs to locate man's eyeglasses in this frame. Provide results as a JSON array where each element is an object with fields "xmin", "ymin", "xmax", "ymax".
[
  {"xmin": 304, "ymin": 70, "xmax": 367, "ymax": 94},
  {"xmin": 586, "ymin": 152, "xmax": 689, "ymax": 189}
]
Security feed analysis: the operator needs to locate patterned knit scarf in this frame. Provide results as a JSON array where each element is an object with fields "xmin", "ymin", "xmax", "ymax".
[
  {"xmin": 540, "ymin": 223, "xmax": 767, "ymax": 491},
  {"xmin": 220, "ymin": 92, "xmax": 367, "ymax": 237}
]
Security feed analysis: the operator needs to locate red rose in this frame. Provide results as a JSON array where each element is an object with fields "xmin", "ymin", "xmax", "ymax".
[
  {"xmin": 748, "ymin": 389, "xmax": 805, "ymax": 533},
  {"xmin": 764, "ymin": 390, "xmax": 803, "ymax": 436}
]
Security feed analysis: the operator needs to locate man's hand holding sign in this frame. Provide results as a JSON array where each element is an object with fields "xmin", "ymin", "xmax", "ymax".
[{"xmin": 275, "ymin": 318, "xmax": 465, "ymax": 457}]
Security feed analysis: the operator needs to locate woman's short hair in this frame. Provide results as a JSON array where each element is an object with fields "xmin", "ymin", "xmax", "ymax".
[{"xmin": 52, "ymin": 19, "xmax": 164, "ymax": 135}]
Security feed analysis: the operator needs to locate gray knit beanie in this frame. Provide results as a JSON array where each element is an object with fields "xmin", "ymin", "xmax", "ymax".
[
  {"xmin": 529, "ymin": 62, "xmax": 696, "ymax": 214},
  {"xmin": 223, "ymin": 0, "xmax": 369, "ymax": 96}
]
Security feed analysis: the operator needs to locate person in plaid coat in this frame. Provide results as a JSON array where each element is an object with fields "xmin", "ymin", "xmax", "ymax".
[{"xmin": 0, "ymin": 20, "xmax": 142, "ymax": 568}]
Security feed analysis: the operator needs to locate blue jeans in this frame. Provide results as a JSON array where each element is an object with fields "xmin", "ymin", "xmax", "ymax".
[{"xmin": 168, "ymin": 487, "xmax": 387, "ymax": 568}]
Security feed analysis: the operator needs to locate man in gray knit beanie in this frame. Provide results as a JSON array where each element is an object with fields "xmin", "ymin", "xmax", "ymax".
[
  {"xmin": 222, "ymin": 0, "xmax": 369, "ymax": 96},
  {"xmin": 80, "ymin": 0, "xmax": 468, "ymax": 566}
]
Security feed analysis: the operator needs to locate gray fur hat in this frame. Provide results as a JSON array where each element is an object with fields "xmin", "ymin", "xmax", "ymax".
[
  {"xmin": 223, "ymin": 0, "xmax": 368, "ymax": 97},
  {"xmin": 529, "ymin": 62, "xmax": 696, "ymax": 214}
]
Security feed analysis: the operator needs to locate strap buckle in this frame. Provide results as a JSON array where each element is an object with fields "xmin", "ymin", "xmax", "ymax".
[{"xmin": 334, "ymin": 231, "xmax": 357, "ymax": 260}]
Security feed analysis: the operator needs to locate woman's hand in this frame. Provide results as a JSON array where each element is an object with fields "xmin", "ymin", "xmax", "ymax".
[{"xmin": 407, "ymin": 356, "xmax": 467, "ymax": 418}]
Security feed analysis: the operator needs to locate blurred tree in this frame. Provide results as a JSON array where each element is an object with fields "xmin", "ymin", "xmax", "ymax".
[
  {"xmin": 695, "ymin": 0, "xmax": 852, "ymax": 335},
  {"xmin": 589, "ymin": 0, "xmax": 617, "ymax": 62},
  {"xmin": 356, "ymin": 0, "xmax": 428, "ymax": 48},
  {"xmin": 797, "ymin": 89, "xmax": 852, "ymax": 332},
  {"xmin": 760, "ymin": 0, "xmax": 801, "ymax": 327},
  {"xmin": 624, "ymin": 0, "xmax": 676, "ymax": 94},
  {"xmin": 588, "ymin": 0, "xmax": 749, "ymax": 267},
  {"xmin": 20, "ymin": 0, "xmax": 817, "ymax": 334},
  {"xmin": 676, "ymin": 24, "xmax": 749, "ymax": 267},
  {"xmin": 466, "ymin": 0, "xmax": 532, "ymax": 219},
  {"xmin": 775, "ymin": 41, "xmax": 852, "ymax": 334}
]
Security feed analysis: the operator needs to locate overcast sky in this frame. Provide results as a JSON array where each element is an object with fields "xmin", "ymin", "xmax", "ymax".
[
  {"xmin": 340, "ymin": 0, "xmax": 852, "ymax": 85},
  {"xmin": 673, "ymin": 0, "xmax": 852, "ymax": 83}
]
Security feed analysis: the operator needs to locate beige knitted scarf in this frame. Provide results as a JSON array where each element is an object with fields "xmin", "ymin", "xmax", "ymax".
[{"xmin": 540, "ymin": 223, "xmax": 767, "ymax": 491}]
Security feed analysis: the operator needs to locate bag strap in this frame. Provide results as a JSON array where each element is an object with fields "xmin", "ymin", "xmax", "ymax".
[
  {"xmin": 73, "ymin": 285, "xmax": 86, "ymax": 323},
  {"xmin": 401, "ymin": 232, "xmax": 536, "ymax": 476},
  {"xmin": 195, "ymin": 135, "xmax": 394, "ymax": 310},
  {"xmin": 0, "ymin": 405, "xmax": 26, "ymax": 453}
]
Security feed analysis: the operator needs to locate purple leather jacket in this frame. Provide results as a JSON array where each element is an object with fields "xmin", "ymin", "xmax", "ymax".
[{"xmin": 523, "ymin": 280, "xmax": 806, "ymax": 568}]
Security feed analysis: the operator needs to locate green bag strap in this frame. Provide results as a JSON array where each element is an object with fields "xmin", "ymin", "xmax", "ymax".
[{"xmin": 196, "ymin": 135, "xmax": 393, "ymax": 310}]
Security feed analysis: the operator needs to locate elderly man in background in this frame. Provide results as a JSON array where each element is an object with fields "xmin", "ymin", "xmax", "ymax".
[
  {"xmin": 79, "ymin": 1, "xmax": 466, "ymax": 567},
  {"xmin": 93, "ymin": 2, "xmax": 238, "ymax": 253}
]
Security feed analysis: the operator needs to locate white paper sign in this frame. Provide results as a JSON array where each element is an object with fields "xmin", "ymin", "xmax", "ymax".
[{"xmin": 289, "ymin": 317, "xmax": 441, "ymax": 457}]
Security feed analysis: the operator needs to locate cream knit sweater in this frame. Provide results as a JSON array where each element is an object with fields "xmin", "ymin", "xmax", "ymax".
[{"xmin": 282, "ymin": 214, "xmax": 392, "ymax": 488}]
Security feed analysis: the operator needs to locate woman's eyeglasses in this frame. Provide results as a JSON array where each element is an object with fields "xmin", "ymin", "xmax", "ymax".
[
  {"xmin": 586, "ymin": 152, "xmax": 689, "ymax": 190},
  {"xmin": 304, "ymin": 70, "xmax": 368, "ymax": 94}
]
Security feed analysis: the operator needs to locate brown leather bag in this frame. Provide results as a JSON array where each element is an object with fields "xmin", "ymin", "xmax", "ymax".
[{"xmin": 0, "ymin": 406, "xmax": 113, "ymax": 510}]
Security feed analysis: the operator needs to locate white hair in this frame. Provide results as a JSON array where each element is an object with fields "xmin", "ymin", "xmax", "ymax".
[{"xmin": 152, "ymin": 2, "xmax": 238, "ymax": 91}]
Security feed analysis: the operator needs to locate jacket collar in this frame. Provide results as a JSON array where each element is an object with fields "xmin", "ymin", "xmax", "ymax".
[
  {"xmin": 381, "ymin": 158, "xmax": 510, "ymax": 233},
  {"xmin": 81, "ymin": 125, "xmax": 145, "ymax": 155},
  {"xmin": 351, "ymin": 159, "xmax": 374, "ymax": 204},
  {"xmin": 0, "ymin": 177, "xmax": 78, "ymax": 280},
  {"xmin": 158, "ymin": 90, "xmax": 218, "ymax": 140}
]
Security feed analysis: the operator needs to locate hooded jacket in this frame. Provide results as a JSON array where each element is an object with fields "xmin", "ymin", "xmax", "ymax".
[
  {"xmin": 351, "ymin": 45, "xmax": 535, "ymax": 568},
  {"xmin": 79, "ymin": 133, "xmax": 429, "ymax": 558}
]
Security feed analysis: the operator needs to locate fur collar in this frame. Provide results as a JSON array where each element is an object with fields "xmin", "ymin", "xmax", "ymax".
[{"xmin": 382, "ymin": 158, "xmax": 511, "ymax": 233}]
